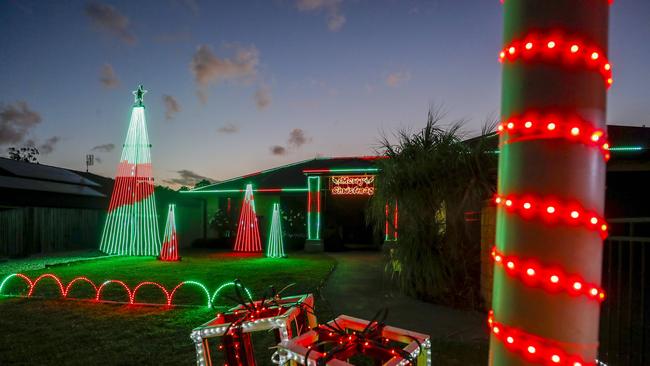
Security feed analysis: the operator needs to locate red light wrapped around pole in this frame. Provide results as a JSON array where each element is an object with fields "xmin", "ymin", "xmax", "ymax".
[{"xmin": 490, "ymin": 1, "xmax": 611, "ymax": 365}]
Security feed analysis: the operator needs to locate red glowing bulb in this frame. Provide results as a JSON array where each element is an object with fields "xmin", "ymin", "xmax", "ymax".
[
  {"xmin": 523, "ymin": 202, "xmax": 531, "ymax": 209},
  {"xmin": 509, "ymin": 46, "xmax": 516, "ymax": 55},
  {"xmin": 506, "ymin": 261, "xmax": 515, "ymax": 269},
  {"xmin": 505, "ymin": 199, "xmax": 513, "ymax": 207},
  {"xmin": 547, "ymin": 122, "xmax": 556, "ymax": 130},
  {"xmin": 570, "ymin": 127, "xmax": 580, "ymax": 136},
  {"xmin": 507, "ymin": 122, "xmax": 514, "ymax": 129},
  {"xmin": 547, "ymin": 41, "xmax": 556, "ymax": 49},
  {"xmin": 525, "ymin": 42, "xmax": 533, "ymax": 50},
  {"xmin": 526, "ymin": 268, "xmax": 535, "ymax": 276},
  {"xmin": 590, "ymin": 217, "xmax": 598, "ymax": 225},
  {"xmin": 604, "ymin": 63, "xmax": 611, "ymax": 71},
  {"xmin": 506, "ymin": 336, "xmax": 514, "ymax": 344},
  {"xmin": 550, "ymin": 275, "xmax": 560, "ymax": 284},
  {"xmin": 601, "ymin": 224, "xmax": 608, "ymax": 231},
  {"xmin": 590, "ymin": 288, "xmax": 599, "ymax": 296},
  {"xmin": 591, "ymin": 52, "xmax": 599, "ymax": 60},
  {"xmin": 495, "ymin": 197, "xmax": 502, "ymax": 204},
  {"xmin": 546, "ymin": 206, "xmax": 556, "ymax": 214},
  {"xmin": 570, "ymin": 44, "xmax": 579, "ymax": 53},
  {"xmin": 552, "ymin": 355, "xmax": 561, "ymax": 363},
  {"xmin": 570, "ymin": 211, "xmax": 580, "ymax": 219},
  {"xmin": 524, "ymin": 121, "xmax": 532, "ymax": 128},
  {"xmin": 493, "ymin": 326, "xmax": 500, "ymax": 334},
  {"xmin": 495, "ymin": 255, "xmax": 502, "ymax": 263},
  {"xmin": 527, "ymin": 346, "xmax": 536, "ymax": 354},
  {"xmin": 573, "ymin": 282, "xmax": 582, "ymax": 290}
]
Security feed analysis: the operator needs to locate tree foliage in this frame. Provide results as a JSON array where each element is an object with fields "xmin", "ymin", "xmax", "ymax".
[
  {"xmin": 368, "ymin": 108, "xmax": 497, "ymax": 309},
  {"xmin": 7, "ymin": 146, "xmax": 39, "ymax": 163}
]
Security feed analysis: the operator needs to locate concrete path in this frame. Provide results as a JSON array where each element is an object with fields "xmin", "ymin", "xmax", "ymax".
[{"xmin": 320, "ymin": 251, "xmax": 488, "ymax": 342}]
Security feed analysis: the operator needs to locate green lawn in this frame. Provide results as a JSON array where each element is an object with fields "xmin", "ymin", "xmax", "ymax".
[{"xmin": 0, "ymin": 250, "xmax": 336, "ymax": 365}]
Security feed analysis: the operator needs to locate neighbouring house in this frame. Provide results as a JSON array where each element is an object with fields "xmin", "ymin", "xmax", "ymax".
[
  {"xmin": 0, "ymin": 158, "xmax": 205, "ymax": 257},
  {"xmin": 182, "ymin": 156, "xmax": 389, "ymax": 252}
]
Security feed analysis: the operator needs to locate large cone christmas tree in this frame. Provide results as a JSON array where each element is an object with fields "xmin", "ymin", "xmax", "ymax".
[
  {"xmin": 266, "ymin": 203, "xmax": 286, "ymax": 258},
  {"xmin": 100, "ymin": 85, "xmax": 160, "ymax": 256},
  {"xmin": 160, "ymin": 204, "xmax": 179, "ymax": 261},
  {"xmin": 233, "ymin": 184, "xmax": 262, "ymax": 252}
]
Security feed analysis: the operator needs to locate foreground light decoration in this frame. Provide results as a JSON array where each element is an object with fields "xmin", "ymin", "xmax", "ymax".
[
  {"xmin": 498, "ymin": 34, "xmax": 613, "ymax": 87},
  {"xmin": 100, "ymin": 85, "xmax": 160, "ymax": 256},
  {"xmin": 159, "ymin": 204, "xmax": 180, "ymax": 261},
  {"xmin": 330, "ymin": 175, "xmax": 375, "ymax": 195},
  {"xmin": 496, "ymin": 114, "xmax": 610, "ymax": 161},
  {"xmin": 233, "ymin": 184, "xmax": 262, "ymax": 252},
  {"xmin": 266, "ymin": 203, "xmax": 286, "ymax": 258},
  {"xmin": 488, "ymin": 311, "xmax": 594, "ymax": 366},
  {"xmin": 385, "ymin": 201, "xmax": 398, "ymax": 241},
  {"xmin": 0, "ymin": 273, "xmax": 252, "ymax": 308},
  {"xmin": 491, "ymin": 0, "xmax": 610, "ymax": 364}
]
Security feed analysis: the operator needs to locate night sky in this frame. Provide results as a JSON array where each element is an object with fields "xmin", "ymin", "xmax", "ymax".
[{"xmin": 1, "ymin": 0, "xmax": 648, "ymax": 188}]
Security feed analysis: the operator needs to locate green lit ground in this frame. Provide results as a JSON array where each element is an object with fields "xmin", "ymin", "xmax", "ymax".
[{"xmin": 0, "ymin": 250, "xmax": 336, "ymax": 365}]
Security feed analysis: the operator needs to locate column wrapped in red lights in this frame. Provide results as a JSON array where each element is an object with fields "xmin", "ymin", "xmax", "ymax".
[
  {"xmin": 490, "ymin": 1, "xmax": 610, "ymax": 365},
  {"xmin": 233, "ymin": 183, "xmax": 262, "ymax": 253},
  {"xmin": 159, "ymin": 204, "xmax": 180, "ymax": 261}
]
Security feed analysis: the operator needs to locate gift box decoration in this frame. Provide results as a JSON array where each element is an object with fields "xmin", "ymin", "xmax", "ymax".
[
  {"xmin": 190, "ymin": 292, "xmax": 317, "ymax": 366},
  {"xmin": 276, "ymin": 314, "xmax": 431, "ymax": 366}
]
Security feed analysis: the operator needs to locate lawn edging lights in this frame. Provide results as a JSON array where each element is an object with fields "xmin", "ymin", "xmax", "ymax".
[{"xmin": 0, "ymin": 273, "xmax": 253, "ymax": 308}]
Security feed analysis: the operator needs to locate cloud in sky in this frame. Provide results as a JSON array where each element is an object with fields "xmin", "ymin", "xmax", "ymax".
[
  {"xmin": 85, "ymin": 2, "xmax": 136, "ymax": 45},
  {"xmin": 99, "ymin": 64, "xmax": 120, "ymax": 89},
  {"xmin": 288, "ymin": 128, "xmax": 311, "ymax": 148},
  {"xmin": 91, "ymin": 143, "xmax": 115, "ymax": 152},
  {"xmin": 254, "ymin": 84, "xmax": 271, "ymax": 110},
  {"xmin": 164, "ymin": 169, "xmax": 215, "ymax": 187},
  {"xmin": 386, "ymin": 71, "xmax": 411, "ymax": 87},
  {"xmin": 217, "ymin": 123, "xmax": 239, "ymax": 134},
  {"xmin": 295, "ymin": 0, "xmax": 346, "ymax": 32},
  {"xmin": 270, "ymin": 145, "xmax": 287, "ymax": 155},
  {"xmin": 162, "ymin": 95, "xmax": 181, "ymax": 120},
  {"xmin": 190, "ymin": 44, "xmax": 259, "ymax": 102},
  {"xmin": 0, "ymin": 101, "xmax": 42, "ymax": 145},
  {"xmin": 39, "ymin": 136, "xmax": 60, "ymax": 154}
]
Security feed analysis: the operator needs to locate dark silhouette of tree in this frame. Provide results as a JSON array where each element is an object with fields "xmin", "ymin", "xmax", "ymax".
[{"xmin": 7, "ymin": 146, "xmax": 39, "ymax": 163}]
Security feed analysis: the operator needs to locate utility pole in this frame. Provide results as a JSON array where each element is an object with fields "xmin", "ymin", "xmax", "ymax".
[{"xmin": 490, "ymin": 1, "xmax": 612, "ymax": 365}]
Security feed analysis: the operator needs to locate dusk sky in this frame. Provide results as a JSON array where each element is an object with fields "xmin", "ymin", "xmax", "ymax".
[{"xmin": 1, "ymin": 0, "xmax": 649, "ymax": 188}]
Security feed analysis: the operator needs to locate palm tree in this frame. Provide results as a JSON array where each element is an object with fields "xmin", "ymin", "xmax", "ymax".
[{"xmin": 368, "ymin": 107, "xmax": 497, "ymax": 309}]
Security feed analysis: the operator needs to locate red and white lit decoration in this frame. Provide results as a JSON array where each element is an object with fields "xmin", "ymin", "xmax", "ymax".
[
  {"xmin": 330, "ymin": 175, "xmax": 375, "ymax": 196},
  {"xmin": 233, "ymin": 184, "xmax": 262, "ymax": 252},
  {"xmin": 488, "ymin": 311, "xmax": 595, "ymax": 366},
  {"xmin": 498, "ymin": 34, "xmax": 613, "ymax": 88},
  {"xmin": 159, "ymin": 204, "xmax": 180, "ymax": 261},
  {"xmin": 496, "ymin": 114, "xmax": 610, "ymax": 161},
  {"xmin": 491, "ymin": 247, "xmax": 605, "ymax": 302},
  {"xmin": 493, "ymin": 194, "xmax": 608, "ymax": 239},
  {"xmin": 191, "ymin": 293, "xmax": 317, "ymax": 366}
]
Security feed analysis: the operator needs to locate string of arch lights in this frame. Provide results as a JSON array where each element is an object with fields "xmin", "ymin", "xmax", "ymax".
[
  {"xmin": 0, "ymin": 273, "xmax": 253, "ymax": 308},
  {"xmin": 493, "ymin": 1, "xmax": 612, "ymax": 364},
  {"xmin": 498, "ymin": 35, "xmax": 613, "ymax": 88}
]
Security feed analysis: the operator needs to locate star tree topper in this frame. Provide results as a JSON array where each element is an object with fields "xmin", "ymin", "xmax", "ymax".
[{"xmin": 133, "ymin": 84, "xmax": 147, "ymax": 107}]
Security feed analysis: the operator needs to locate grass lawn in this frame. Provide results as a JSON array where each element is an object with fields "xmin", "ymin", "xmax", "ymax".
[{"xmin": 0, "ymin": 250, "xmax": 336, "ymax": 365}]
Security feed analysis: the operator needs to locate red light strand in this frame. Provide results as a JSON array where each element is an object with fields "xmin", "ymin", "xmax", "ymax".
[
  {"xmin": 497, "ymin": 114, "xmax": 610, "ymax": 161},
  {"xmin": 491, "ymin": 247, "xmax": 605, "ymax": 302},
  {"xmin": 499, "ymin": 34, "xmax": 613, "ymax": 87},
  {"xmin": 1, "ymin": 273, "xmax": 227, "ymax": 308},
  {"xmin": 488, "ymin": 310, "xmax": 596, "ymax": 366},
  {"xmin": 494, "ymin": 194, "xmax": 608, "ymax": 238}
]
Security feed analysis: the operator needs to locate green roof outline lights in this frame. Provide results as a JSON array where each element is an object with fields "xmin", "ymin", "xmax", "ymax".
[{"xmin": 266, "ymin": 203, "xmax": 286, "ymax": 258}]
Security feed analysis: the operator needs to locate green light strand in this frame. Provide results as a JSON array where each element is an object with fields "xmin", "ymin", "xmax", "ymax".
[{"xmin": 266, "ymin": 203, "xmax": 286, "ymax": 258}]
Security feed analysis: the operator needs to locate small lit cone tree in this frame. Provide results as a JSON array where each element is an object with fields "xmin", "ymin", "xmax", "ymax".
[
  {"xmin": 266, "ymin": 203, "xmax": 286, "ymax": 258},
  {"xmin": 159, "ymin": 204, "xmax": 180, "ymax": 261},
  {"xmin": 233, "ymin": 184, "xmax": 262, "ymax": 252},
  {"xmin": 100, "ymin": 85, "xmax": 160, "ymax": 256}
]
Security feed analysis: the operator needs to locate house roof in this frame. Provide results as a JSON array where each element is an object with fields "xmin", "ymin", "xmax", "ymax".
[
  {"xmin": 187, "ymin": 156, "xmax": 383, "ymax": 193},
  {"xmin": 0, "ymin": 157, "xmax": 105, "ymax": 198}
]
